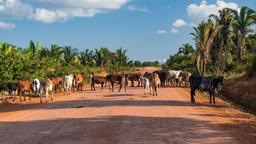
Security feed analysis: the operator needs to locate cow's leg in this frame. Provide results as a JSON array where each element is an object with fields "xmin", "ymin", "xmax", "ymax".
[
  {"xmin": 23, "ymin": 91, "xmax": 26, "ymax": 101},
  {"xmin": 119, "ymin": 83, "xmax": 122, "ymax": 92},
  {"xmin": 19, "ymin": 91, "xmax": 22, "ymax": 102},
  {"xmin": 190, "ymin": 89, "xmax": 195, "ymax": 103},
  {"xmin": 111, "ymin": 82, "xmax": 114, "ymax": 92},
  {"xmin": 131, "ymin": 80, "xmax": 134, "ymax": 87},
  {"xmin": 91, "ymin": 83, "xmax": 93, "ymax": 91},
  {"xmin": 39, "ymin": 91, "xmax": 43, "ymax": 104},
  {"xmin": 155, "ymin": 86, "xmax": 157, "ymax": 96},
  {"xmin": 46, "ymin": 88, "xmax": 49, "ymax": 102},
  {"xmin": 101, "ymin": 83, "xmax": 104, "ymax": 90},
  {"xmin": 213, "ymin": 92, "xmax": 215, "ymax": 104},
  {"xmin": 209, "ymin": 92, "xmax": 212, "ymax": 103}
]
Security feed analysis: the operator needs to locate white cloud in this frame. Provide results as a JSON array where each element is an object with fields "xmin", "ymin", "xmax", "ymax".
[
  {"xmin": 0, "ymin": 0, "xmax": 129, "ymax": 24},
  {"xmin": 187, "ymin": 0, "xmax": 239, "ymax": 22},
  {"xmin": 0, "ymin": 0, "xmax": 33, "ymax": 19},
  {"xmin": 0, "ymin": 21, "xmax": 15, "ymax": 29},
  {"xmin": 171, "ymin": 28, "xmax": 178, "ymax": 34},
  {"xmin": 157, "ymin": 30, "xmax": 167, "ymax": 34},
  {"xmin": 172, "ymin": 19, "xmax": 187, "ymax": 27},
  {"xmin": 128, "ymin": 5, "xmax": 148, "ymax": 12}
]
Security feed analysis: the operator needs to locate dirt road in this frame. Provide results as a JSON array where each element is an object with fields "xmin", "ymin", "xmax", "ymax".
[{"xmin": 0, "ymin": 87, "xmax": 255, "ymax": 144}]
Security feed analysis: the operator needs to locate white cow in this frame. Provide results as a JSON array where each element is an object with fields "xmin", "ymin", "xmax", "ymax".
[
  {"xmin": 32, "ymin": 79, "xmax": 40, "ymax": 96},
  {"xmin": 167, "ymin": 70, "xmax": 182, "ymax": 86},
  {"xmin": 142, "ymin": 78, "xmax": 150, "ymax": 95},
  {"xmin": 63, "ymin": 74, "xmax": 73, "ymax": 95},
  {"xmin": 39, "ymin": 79, "xmax": 54, "ymax": 103}
]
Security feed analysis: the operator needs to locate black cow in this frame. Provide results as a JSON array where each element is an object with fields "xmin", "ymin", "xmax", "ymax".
[
  {"xmin": 153, "ymin": 70, "xmax": 168, "ymax": 87},
  {"xmin": 106, "ymin": 74, "xmax": 127, "ymax": 92},
  {"xmin": 189, "ymin": 73, "xmax": 224, "ymax": 104},
  {"xmin": 90, "ymin": 75, "xmax": 107, "ymax": 91}
]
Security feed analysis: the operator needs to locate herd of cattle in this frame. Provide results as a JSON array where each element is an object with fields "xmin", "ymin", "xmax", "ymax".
[{"xmin": 0, "ymin": 70, "xmax": 224, "ymax": 104}]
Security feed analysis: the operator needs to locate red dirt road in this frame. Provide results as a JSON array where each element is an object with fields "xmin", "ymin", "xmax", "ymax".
[{"xmin": 0, "ymin": 87, "xmax": 255, "ymax": 144}]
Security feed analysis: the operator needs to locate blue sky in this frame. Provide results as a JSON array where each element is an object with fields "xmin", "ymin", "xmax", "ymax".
[{"xmin": 0, "ymin": 0, "xmax": 255, "ymax": 62}]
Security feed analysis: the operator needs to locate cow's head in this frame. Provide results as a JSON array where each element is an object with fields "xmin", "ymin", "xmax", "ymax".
[
  {"xmin": 217, "ymin": 76, "xmax": 224, "ymax": 85},
  {"xmin": 214, "ymin": 76, "xmax": 224, "ymax": 94}
]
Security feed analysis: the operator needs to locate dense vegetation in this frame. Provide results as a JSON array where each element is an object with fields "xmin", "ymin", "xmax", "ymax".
[{"xmin": 164, "ymin": 6, "xmax": 256, "ymax": 76}]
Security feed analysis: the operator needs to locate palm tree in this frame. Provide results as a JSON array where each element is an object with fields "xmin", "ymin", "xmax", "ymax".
[
  {"xmin": 50, "ymin": 44, "xmax": 63, "ymax": 59},
  {"xmin": 190, "ymin": 20, "xmax": 223, "ymax": 74},
  {"xmin": 94, "ymin": 47, "xmax": 110, "ymax": 67},
  {"xmin": 79, "ymin": 49, "xmax": 94, "ymax": 66},
  {"xmin": 28, "ymin": 40, "xmax": 41, "ymax": 57},
  {"xmin": 232, "ymin": 6, "xmax": 256, "ymax": 62},
  {"xmin": 62, "ymin": 46, "xmax": 78, "ymax": 64},
  {"xmin": 39, "ymin": 47, "xmax": 50, "ymax": 58},
  {"xmin": 177, "ymin": 43, "xmax": 195, "ymax": 56},
  {"xmin": 116, "ymin": 47, "xmax": 128, "ymax": 66},
  {"xmin": 210, "ymin": 8, "xmax": 234, "ymax": 72}
]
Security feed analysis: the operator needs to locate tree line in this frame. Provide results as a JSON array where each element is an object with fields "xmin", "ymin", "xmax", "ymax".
[{"xmin": 0, "ymin": 41, "xmax": 161, "ymax": 86}]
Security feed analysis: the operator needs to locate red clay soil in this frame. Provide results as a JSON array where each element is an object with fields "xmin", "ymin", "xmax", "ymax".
[{"xmin": 0, "ymin": 87, "xmax": 255, "ymax": 144}]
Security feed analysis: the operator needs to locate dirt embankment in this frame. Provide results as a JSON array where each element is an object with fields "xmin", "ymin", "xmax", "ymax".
[{"xmin": 222, "ymin": 71, "xmax": 256, "ymax": 112}]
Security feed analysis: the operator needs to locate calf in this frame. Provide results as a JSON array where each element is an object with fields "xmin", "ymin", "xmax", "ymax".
[
  {"xmin": 189, "ymin": 73, "xmax": 224, "ymax": 104},
  {"xmin": 63, "ymin": 75, "xmax": 73, "ymax": 95},
  {"xmin": 39, "ymin": 79, "xmax": 54, "ymax": 103},
  {"xmin": 106, "ymin": 74, "xmax": 127, "ymax": 92},
  {"xmin": 90, "ymin": 74, "xmax": 106, "ymax": 91}
]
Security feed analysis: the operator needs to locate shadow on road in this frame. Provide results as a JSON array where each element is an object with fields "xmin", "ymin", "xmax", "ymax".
[
  {"xmin": 0, "ymin": 115, "xmax": 255, "ymax": 143},
  {"xmin": 0, "ymin": 98, "xmax": 228, "ymax": 113}
]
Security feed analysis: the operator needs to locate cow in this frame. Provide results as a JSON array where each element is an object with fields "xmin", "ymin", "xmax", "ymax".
[
  {"xmin": 127, "ymin": 73, "xmax": 143, "ymax": 87},
  {"xmin": 17, "ymin": 80, "xmax": 32, "ymax": 102},
  {"xmin": 39, "ymin": 79, "xmax": 54, "ymax": 103},
  {"xmin": 179, "ymin": 71, "xmax": 192, "ymax": 87},
  {"xmin": 63, "ymin": 75, "xmax": 73, "ymax": 95},
  {"xmin": 166, "ymin": 70, "xmax": 182, "ymax": 87},
  {"xmin": 73, "ymin": 73, "xmax": 84, "ymax": 91},
  {"xmin": 32, "ymin": 79, "xmax": 40, "ymax": 96},
  {"xmin": 90, "ymin": 74, "xmax": 107, "ymax": 91},
  {"xmin": 189, "ymin": 73, "xmax": 224, "ymax": 104},
  {"xmin": 144, "ymin": 72, "xmax": 159, "ymax": 96},
  {"xmin": 106, "ymin": 74, "xmax": 127, "ymax": 92},
  {"xmin": 142, "ymin": 78, "xmax": 150, "ymax": 95},
  {"xmin": 153, "ymin": 70, "xmax": 168, "ymax": 87},
  {"xmin": 50, "ymin": 77, "xmax": 63, "ymax": 93},
  {"xmin": 3, "ymin": 82, "xmax": 19, "ymax": 101}
]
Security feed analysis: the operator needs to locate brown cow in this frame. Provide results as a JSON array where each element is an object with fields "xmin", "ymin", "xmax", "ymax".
[
  {"xmin": 106, "ymin": 74, "xmax": 127, "ymax": 92},
  {"xmin": 144, "ymin": 72, "xmax": 159, "ymax": 96},
  {"xmin": 73, "ymin": 73, "xmax": 84, "ymax": 91},
  {"xmin": 50, "ymin": 77, "xmax": 63, "ymax": 93},
  {"xmin": 90, "ymin": 74, "xmax": 107, "ymax": 91},
  {"xmin": 127, "ymin": 73, "xmax": 143, "ymax": 87},
  {"xmin": 16, "ymin": 80, "xmax": 32, "ymax": 102}
]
